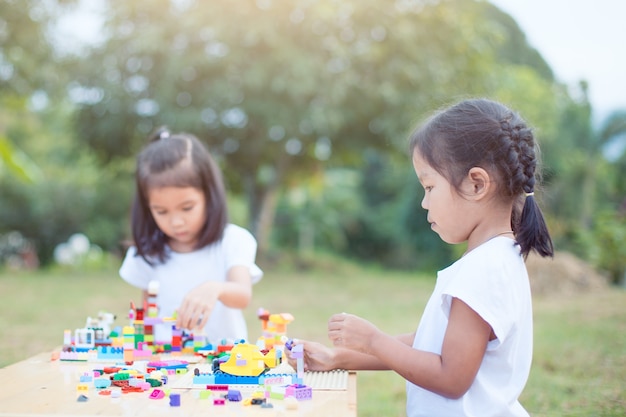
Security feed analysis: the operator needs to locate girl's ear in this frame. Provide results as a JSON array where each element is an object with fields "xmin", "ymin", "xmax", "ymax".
[{"xmin": 465, "ymin": 167, "xmax": 492, "ymax": 200}]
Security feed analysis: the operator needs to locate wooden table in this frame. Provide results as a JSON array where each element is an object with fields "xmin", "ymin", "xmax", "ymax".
[{"xmin": 0, "ymin": 351, "xmax": 357, "ymax": 416}]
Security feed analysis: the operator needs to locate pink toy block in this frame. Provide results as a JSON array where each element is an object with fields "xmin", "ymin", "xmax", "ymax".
[{"xmin": 149, "ymin": 389, "xmax": 165, "ymax": 399}]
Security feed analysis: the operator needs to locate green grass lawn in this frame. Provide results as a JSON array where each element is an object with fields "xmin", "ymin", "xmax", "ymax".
[{"xmin": 1, "ymin": 256, "xmax": 625, "ymax": 416}]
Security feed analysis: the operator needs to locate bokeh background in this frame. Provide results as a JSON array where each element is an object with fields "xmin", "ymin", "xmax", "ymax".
[
  {"xmin": 1, "ymin": 0, "xmax": 625, "ymax": 282},
  {"xmin": 1, "ymin": 1, "xmax": 626, "ymax": 415}
]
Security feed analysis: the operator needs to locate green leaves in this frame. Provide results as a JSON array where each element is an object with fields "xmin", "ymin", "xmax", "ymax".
[{"xmin": 0, "ymin": 135, "xmax": 43, "ymax": 183}]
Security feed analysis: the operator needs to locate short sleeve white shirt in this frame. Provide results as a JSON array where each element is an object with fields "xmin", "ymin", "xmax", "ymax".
[
  {"xmin": 119, "ymin": 223, "xmax": 263, "ymax": 344},
  {"xmin": 406, "ymin": 237, "xmax": 532, "ymax": 417}
]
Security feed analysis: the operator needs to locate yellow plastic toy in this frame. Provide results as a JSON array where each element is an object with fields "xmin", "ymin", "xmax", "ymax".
[{"xmin": 219, "ymin": 343, "xmax": 268, "ymax": 377}]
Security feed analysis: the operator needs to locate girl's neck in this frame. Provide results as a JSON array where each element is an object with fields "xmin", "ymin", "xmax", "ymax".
[
  {"xmin": 168, "ymin": 239, "xmax": 198, "ymax": 253},
  {"xmin": 486, "ymin": 230, "xmax": 514, "ymax": 241},
  {"xmin": 464, "ymin": 229, "xmax": 514, "ymax": 256}
]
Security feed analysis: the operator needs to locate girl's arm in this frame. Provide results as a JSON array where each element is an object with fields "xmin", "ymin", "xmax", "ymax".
[
  {"xmin": 329, "ymin": 298, "xmax": 491, "ymax": 399},
  {"xmin": 333, "ymin": 332, "xmax": 416, "ymax": 370},
  {"xmin": 219, "ymin": 265, "xmax": 253, "ymax": 308},
  {"xmin": 291, "ymin": 333, "xmax": 415, "ymax": 372},
  {"xmin": 176, "ymin": 265, "xmax": 253, "ymax": 330}
]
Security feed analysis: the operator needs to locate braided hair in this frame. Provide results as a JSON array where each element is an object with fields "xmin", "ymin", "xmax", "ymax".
[{"xmin": 408, "ymin": 98, "xmax": 553, "ymax": 258}]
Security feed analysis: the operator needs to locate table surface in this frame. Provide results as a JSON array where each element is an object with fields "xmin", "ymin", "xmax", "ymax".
[{"xmin": 0, "ymin": 350, "xmax": 357, "ymax": 417}]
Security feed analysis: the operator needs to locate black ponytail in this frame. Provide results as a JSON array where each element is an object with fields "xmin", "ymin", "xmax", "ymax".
[{"xmin": 517, "ymin": 194, "xmax": 554, "ymax": 258}]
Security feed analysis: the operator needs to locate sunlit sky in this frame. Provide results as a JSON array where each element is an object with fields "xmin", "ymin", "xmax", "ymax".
[
  {"xmin": 57, "ymin": 0, "xmax": 626, "ymax": 122},
  {"xmin": 490, "ymin": 0, "xmax": 626, "ymax": 121}
]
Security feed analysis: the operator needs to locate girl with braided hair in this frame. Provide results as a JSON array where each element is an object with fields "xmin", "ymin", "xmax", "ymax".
[{"xmin": 290, "ymin": 99, "xmax": 553, "ymax": 416}]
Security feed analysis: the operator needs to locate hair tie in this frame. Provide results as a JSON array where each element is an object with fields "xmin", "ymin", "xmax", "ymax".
[
  {"xmin": 158, "ymin": 129, "xmax": 170, "ymax": 140},
  {"xmin": 525, "ymin": 192, "xmax": 534, "ymax": 197}
]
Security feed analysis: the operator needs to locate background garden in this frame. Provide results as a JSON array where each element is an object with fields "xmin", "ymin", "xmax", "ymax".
[{"xmin": 0, "ymin": 1, "xmax": 625, "ymax": 415}]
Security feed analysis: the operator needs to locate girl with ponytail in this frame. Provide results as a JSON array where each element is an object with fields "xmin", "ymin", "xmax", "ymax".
[{"xmin": 292, "ymin": 99, "xmax": 552, "ymax": 417}]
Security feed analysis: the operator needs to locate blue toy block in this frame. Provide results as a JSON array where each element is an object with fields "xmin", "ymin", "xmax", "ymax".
[
  {"xmin": 193, "ymin": 373, "xmax": 216, "ymax": 385},
  {"xmin": 227, "ymin": 389, "xmax": 242, "ymax": 401}
]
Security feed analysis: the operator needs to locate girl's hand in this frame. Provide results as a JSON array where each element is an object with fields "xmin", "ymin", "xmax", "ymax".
[
  {"xmin": 328, "ymin": 313, "xmax": 380, "ymax": 355},
  {"xmin": 287, "ymin": 340, "xmax": 337, "ymax": 372},
  {"xmin": 176, "ymin": 281, "xmax": 221, "ymax": 330},
  {"xmin": 175, "ymin": 267, "xmax": 252, "ymax": 331}
]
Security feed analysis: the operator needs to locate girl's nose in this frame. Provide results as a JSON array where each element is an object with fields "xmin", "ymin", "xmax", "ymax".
[{"xmin": 171, "ymin": 215, "xmax": 184, "ymax": 227}]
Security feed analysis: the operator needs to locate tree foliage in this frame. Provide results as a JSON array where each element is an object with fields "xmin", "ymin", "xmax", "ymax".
[
  {"xmin": 69, "ymin": 0, "xmax": 522, "ymax": 252},
  {"xmin": 1, "ymin": 0, "xmax": 624, "ymax": 279}
]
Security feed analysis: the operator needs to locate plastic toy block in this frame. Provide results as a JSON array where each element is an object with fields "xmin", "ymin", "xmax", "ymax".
[
  {"xmin": 268, "ymin": 390, "xmax": 285, "ymax": 400},
  {"xmin": 266, "ymin": 384, "xmax": 288, "ymax": 400},
  {"xmin": 259, "ymin": 374, "xmax": 294, "ymax": 386},
  {"xmin": 226, "ymin": 389, "xmax": 242, "ymax": 401},
  {"xmin": 94, "ymin": 379, "xmax": 111, "ymax": 389},
  {"xmin": 123, "ymin": 351, "xmax": 134, "ymax": 362},
  {"xmin": 121, "ymin": 383, "xmax": 139, "ymax": 392},
  {"xmin": 219, "ymin": 343, "xmax": 266, "ymax": 376},
  {"xmin": 149, "ymin": 389, "xmax": 165, "ymax": 399},
  {"xmin": 285, "ymin": 339, "xmax": 295, "ymax": 351},
  {"xmin": 193, "ymin": 374, "xmax": 215, "ymax": 385},
  {"xmin": 213, "ymin": 398, "xmax": 226, "ymax": 406},
  {"xmin": 169, "ymin": 393, "xmax": 181, "ymax": 407},
  {"xmin": 217, "ymin": 344, "xmax": 234, "ymax": 353},
  {"xmin": 286, "ymin": 384, "xmax": 312, "ymax": 401},
  {"xmin": 290, "ymin": 344, "xmax": 304, "ymax": 358},
  {"xmin": 96, "ymin": 346, "xmax": 124, "ymax": 360},
  {"xmin": 261, "ymin": 402, "xmax": 274, "ymax": 408},
  {"xmin": 214, "ymin": 374, "xmax": 260, "ymax": 385},
  {"xmin": 133, "ymin": 349, "xmax": 153, "ymax": 359},
  {"xmin": 145, "ymin": 378, "xmax": 162, "ymax": 387},
  {"xmin": 74, "ymin": 328, "xmax": 96, "ymax": 349},
  {"xmin": 149, "ymin": 370, "xmax": 164, "ymax": 380},
  {"xmin": 206, "ymin": 384, "xmax": 229, "ymax": 391},
  {"xmin": 77, "ymin": 394, "xmax": 89, "ymax": 402},
  {"xmin": 199, "ymin": 390, "xmax": 212, "ymax": 399},
  {"xmin": 64, "ymin": 329, "xmax": 72, "ymax": 345},
  {"xmin": 147, "ymin": 360, "xmax": 189, "ymax": 370},
  {"xmin": 80, "ymin": 374, "xmax": 93, "ymax": 383},
  {"xmin": 262, "ymin": 376, "xmax": 286, "ymax": 386}
]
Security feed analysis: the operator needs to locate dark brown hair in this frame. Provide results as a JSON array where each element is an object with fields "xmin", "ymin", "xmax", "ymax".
[
  {"xmin": 131, "ymin": 126, "xmax": 228, "ymax": 264},
  {"xmin": 409, "ymin": 98, "xmax": 553, "ymax": 258}
]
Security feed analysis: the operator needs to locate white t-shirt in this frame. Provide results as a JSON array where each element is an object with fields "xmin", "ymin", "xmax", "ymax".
[
  {"xmin": 119, "ymin": 223, "xmax": 263, "ymax": 344},
  {"xmin": 406, "ymin": 237, "xmax": 532, "ymax": 417}
]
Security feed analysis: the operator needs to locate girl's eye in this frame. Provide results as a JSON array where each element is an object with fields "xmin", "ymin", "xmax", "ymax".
[
  {"xmin": 155, "ymin": 211, "xmax": 167, "ymax": 216},
  {"xmin": 182, "ymin": 206, "xmax": 194, "ymax": 211},
  {"xmin": 424, "ymin": 186, "xmax": 433, "ymax": 192}
]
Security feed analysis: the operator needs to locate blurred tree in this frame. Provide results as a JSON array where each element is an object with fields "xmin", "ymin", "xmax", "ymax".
[
  {"xmin": 69, "ymin": 0, "xmax": 514, "ymax": 253},
  {"xmin": 0, "ymin": 95, "xmax": 133, "ymax": 265},
  {"xmin": 3, "ymin": 0, "xmax": 597, "ymax": 270},
  {"xmin": 0, "ymin": 0, "xmax": 59, "ymax": 181},
  {"xmin": 552, "ymin": 82, "xmax": 626, "ymax": 229},
  {"xmin": 0, "ymin": 0, "xmax": 72, "ymax": 96},
  {"xmin": 483, "ymin": 4, "xmax": 554, "ymax": 82}
]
